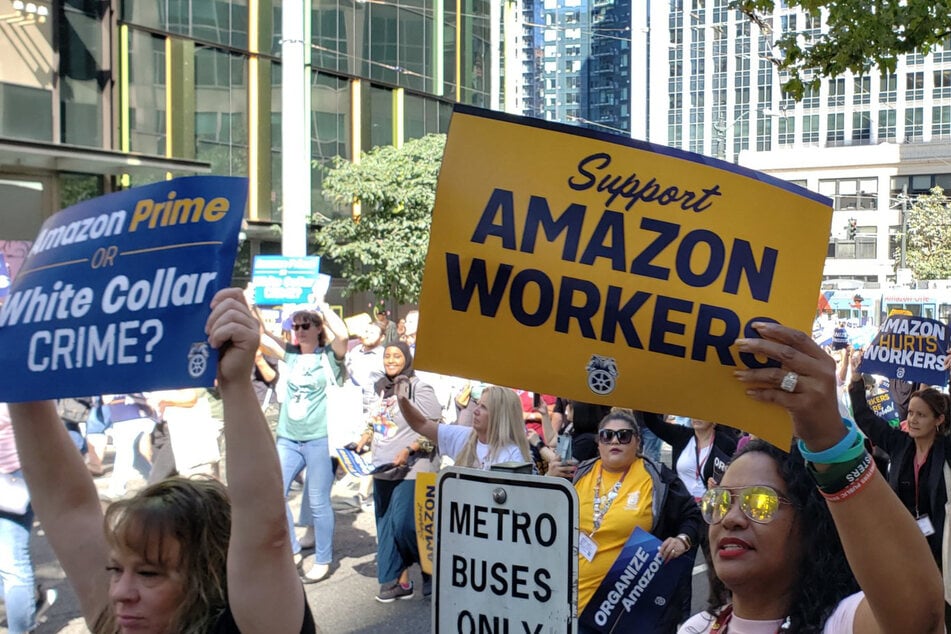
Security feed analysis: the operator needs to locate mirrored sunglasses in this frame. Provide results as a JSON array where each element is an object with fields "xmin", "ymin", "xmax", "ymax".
[
  {"xmin": 597, "ymin": 428, "xmax": 636, "ymax": 445},
  {"xmin": 700, "ymin": 485, "xmax": 795, "ymax": 525},
  {"xmin": 292, "ymin": 323, "xmax": 312, "ymax": 331}
]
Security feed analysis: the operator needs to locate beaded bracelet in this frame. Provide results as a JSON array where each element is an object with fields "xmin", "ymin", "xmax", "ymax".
[
  {"xmin": 797, "ymin": 418, "xmax": 864, "ymax": 464},
  {"xmin": 806, "ymin": 450, "xmax": 872, "ymax": 494}
]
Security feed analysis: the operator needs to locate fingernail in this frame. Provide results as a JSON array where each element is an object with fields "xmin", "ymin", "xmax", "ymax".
[
  {"xmin": 735, "ymin": 338, "xmax": 750, "ymax": 349},
  {"xmin": 734, "ymin": 370, "xmax": 749, "ymax": 380}
]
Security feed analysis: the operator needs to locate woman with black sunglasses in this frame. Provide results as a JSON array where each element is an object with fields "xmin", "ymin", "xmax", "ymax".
[
  {"xmin": 680, "ymin": 322, "xmax": 943, "ymax": 634},
  {"xmin": 258, "ymin": 304, "xmax": 349, "ymax": 584},
  {"xmin": 567, "ymin": 411, "xmax": 702, "ymax": 633}
]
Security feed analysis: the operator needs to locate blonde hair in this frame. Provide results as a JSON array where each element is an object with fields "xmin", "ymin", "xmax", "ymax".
[
  {"xmin": 94, "ymin": 477, "xmax": 231, "ymax": 634},
  {"xmin": 454, "ymin": 386, "xmax": 530, "ymax": 468}
]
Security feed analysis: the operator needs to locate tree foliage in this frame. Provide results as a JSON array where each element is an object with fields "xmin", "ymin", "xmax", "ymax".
[
  {"xmin": 312, "ymin": 134, "xmax": 446, "ymax": 305},
  {"xmin": 736, "ymin": 1, "xmax": 951, "ymax": 99},
  {"xmin": 902, "ymin": 186, "xmax": 951, "ymax": 280}
]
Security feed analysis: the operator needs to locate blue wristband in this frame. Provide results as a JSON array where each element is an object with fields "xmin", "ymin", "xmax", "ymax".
[{"xmin": 797, "ymin": 418, "xmax": 862, "ymax": 464}]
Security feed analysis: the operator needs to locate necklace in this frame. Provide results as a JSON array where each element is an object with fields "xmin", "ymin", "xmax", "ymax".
[
  {"xmin": 710, "ymin": 606, "xmax": 791, "ymax": 632},
  {"xmin": 592, "ymin": 463, "xmax": 629, "ymax": 533}
]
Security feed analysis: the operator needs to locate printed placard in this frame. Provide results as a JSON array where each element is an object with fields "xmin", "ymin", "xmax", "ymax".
[
  {"xmin": 414, "ymin": 106, "xmax": 832, "ymax": 448},
  {"xmin": 251, "ymin": 255, "xmax": 321, "ymax": 305},
  {"xmin": 579, "ymin": 527, "xmax": 692, "ymax": 633},
  {"xmin": 0, "ymin": 176, "xmax": 247, "ymax": 401},
  {"xmin": 414, "ymin": 471, "xmax": 437, "ymax": 575},
  {"xmin": 859, "ymin": 315, "xmax": 949, "ymax": 386}
]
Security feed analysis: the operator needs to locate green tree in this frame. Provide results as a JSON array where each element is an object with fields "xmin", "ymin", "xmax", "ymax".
[
  {"xmin": 736, "ymin": 1, "xmax": 951, "ymax": 99},
  {"xmin": 312, "ymin": 134, "xmax": 446, "ymax": 304},
  {"xmin": 902, "ymin": 186, "xmax": 951, "ymax": 280}
]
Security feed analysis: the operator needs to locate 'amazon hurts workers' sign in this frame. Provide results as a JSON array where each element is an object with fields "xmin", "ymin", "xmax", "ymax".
[
  {"xmin": 0, "ymin": 176, "xmax": 247, "ymax": 402},
  {"xmin": 414, "ymin": 106, "xmax": 832, "ymax": 447}
]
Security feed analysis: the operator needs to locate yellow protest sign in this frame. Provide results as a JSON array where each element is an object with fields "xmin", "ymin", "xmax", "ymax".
[
  {"xmin": 414, "ymin": 107, "xmax": 832, "ymax": 448},
  {"xmin": 414, "ymin": 471, "xmax": 437, "ymax": 575}
]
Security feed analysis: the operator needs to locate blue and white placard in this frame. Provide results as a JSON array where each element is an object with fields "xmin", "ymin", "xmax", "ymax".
[{"xmin": 0, "ymin": 176, "xmax": 247, "ymax": 401}]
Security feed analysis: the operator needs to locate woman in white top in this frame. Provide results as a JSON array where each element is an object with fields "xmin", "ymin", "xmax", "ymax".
[{"xmin": 397, "ymin": 383, "xmax": 529, "ymax": 470}]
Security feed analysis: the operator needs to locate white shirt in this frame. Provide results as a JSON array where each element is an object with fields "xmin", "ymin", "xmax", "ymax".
[
  {"xmin": 678, "ymin": 592, "xmax": 863, "ymax": 634},
  {"xmin": 437, "ymin": 424, "xmax": 525, "ymax": 470}
]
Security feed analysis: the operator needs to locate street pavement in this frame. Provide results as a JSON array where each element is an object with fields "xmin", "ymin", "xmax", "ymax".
[{"xmin": 12, "ymin": 444, "xmax": 708, "ymax": 633}]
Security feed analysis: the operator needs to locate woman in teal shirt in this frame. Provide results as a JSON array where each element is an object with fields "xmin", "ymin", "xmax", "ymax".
[{"xmin": 261, "ymin": 302, "xmax": 348, "ymax": 583}]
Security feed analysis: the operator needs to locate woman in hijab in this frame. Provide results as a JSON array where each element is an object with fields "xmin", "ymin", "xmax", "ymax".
[{"xmin": 354, "ymin": 341, "xmax": 441, "ymax": 603}]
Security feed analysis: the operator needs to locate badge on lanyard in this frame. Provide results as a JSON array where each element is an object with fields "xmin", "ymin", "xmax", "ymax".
[
  {"xmin": 917, "ymin": 514, "xmax": 936, "ymax": 537},
  {"xmin": 579, "ymin": 532, "xmax": 599, "ymax": 562}
]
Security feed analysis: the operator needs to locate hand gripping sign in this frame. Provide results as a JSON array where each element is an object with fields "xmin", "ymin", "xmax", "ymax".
[
  {"xmin": 414, "ymin": 106, "xmax": 832, "ymax": 448},
  {"xmin": 0, "ymin": 176, "xmax": 247, "ymax": 401}
]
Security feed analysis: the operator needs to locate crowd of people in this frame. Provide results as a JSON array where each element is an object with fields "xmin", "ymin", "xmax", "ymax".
[{"xmin": 2, "ymin": 290, "xmax": 950, "ymax": 633}]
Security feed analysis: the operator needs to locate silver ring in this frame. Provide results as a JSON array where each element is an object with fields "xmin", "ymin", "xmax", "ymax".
[{"xmin": 780, "ymin": 371, "xmax": 799, "ymax": 393}]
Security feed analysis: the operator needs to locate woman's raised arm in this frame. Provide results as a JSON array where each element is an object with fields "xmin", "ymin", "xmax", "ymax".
[
  {"xmin": 395, "ymin": 376, "xmax": 440, "ymax": 442},
  {"xmin": 736, "ymin": 323, "xmax": 944, "ymax": 634},
  {"xmin": 7, "ymin": 400, "xmax": 109, "ymax": 628},
  {"xmin": 206, "ymin": 288, "xmax": 306, "ymax": 634}
]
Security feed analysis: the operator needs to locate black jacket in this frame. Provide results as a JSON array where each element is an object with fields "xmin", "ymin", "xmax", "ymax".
[{"xmin": 640, "ymin": 413, "xmax": 738, "ymax": 486}]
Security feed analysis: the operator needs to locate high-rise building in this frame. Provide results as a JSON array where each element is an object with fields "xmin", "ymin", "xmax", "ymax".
[
  {"xmin": 515, "ymin": 0, "xmax": 632, "ymax": 135},
  {"xmin": 647, "ymin": 0, "xmax": 951, "ymax": 289},
  {"xmin": 0, "ymin": 0, "xmax": 492, "ymax": 290}
]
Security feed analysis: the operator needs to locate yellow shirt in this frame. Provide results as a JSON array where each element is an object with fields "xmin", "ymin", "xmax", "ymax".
[{"xmin": 575, "ymin": 459, "xmax": 655, "ymax": 612}]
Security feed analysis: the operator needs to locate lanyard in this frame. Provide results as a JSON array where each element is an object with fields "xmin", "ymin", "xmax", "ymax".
[
  {"xmin": 914, "ymin": 452, "xmax": 928, "ymax": 516},
  {"xmin": 694, "ymin": 437, "xmax": 711, "ymax": 480},
  {"xmin": 592, "ymin": 463, "xmax": 629, "ymax": 533}
]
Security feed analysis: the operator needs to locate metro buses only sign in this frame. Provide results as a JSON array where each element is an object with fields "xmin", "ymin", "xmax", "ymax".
[{"xmin": 434, "ymin": 467, "xmax": 578, "ymax": 633}]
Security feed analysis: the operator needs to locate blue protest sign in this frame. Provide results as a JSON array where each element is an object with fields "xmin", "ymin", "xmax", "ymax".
[
  {"xmin": 579, "ymin": 527, "xmax": 692, "ymax": 633},
  {"xmin": 0, "ymin": 176, "xmax": 247, "ymax": 401},
  {"xmin": 251, "ymin": 255, "xmax": 321, "ymax": 305},
  {"xmin": 859, "ymin": 315, "xmax": 949, "ymax": 386}
]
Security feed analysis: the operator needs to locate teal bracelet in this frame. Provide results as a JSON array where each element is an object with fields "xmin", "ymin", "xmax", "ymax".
[{"xmin": 797, "ymin": 418, "xmax": 862, "ymax": 464}]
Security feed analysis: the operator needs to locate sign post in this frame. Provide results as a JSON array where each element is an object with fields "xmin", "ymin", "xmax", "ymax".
[{"xmin": 434, "ymin": 467, "xmax": 578, "ymax": 633}]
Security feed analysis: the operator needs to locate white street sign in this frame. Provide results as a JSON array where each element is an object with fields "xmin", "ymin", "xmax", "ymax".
[{"xmin": 434, "ymin": 467, "xmax": 579, "ymax": 633}]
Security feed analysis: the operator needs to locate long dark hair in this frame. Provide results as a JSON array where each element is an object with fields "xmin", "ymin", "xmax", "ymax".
[{"xmin": 705, "ymin": 440, "xmax": 858, "ymax": 633}]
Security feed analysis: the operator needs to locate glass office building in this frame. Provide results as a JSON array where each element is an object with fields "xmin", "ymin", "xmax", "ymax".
[{"xmin": 0, "ymin": 0, "xmax": 491, "ymax": 254}]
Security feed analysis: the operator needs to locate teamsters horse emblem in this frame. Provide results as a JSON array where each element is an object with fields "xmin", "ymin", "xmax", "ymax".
[
  {"xmin": 188, "ymin": 342, "xmax": 210, "ymax": 378},
  {"xmin": 586, "ymin": 355, "xmax": 618, "ymax": 395}
]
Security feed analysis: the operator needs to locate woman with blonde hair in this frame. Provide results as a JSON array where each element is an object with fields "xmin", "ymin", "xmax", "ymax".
[{"xmin": 398, "ymin": 383, "xmax": 530, "ymax": 469}]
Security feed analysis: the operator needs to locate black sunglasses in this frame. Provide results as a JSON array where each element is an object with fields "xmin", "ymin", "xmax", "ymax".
[
  {"xmin": 292, "ymin": 323, "xmax": 312, "ymax": 331},
  {"xmin": 598, "ymin": 428, "xmax": 636, "ymax": 444}
]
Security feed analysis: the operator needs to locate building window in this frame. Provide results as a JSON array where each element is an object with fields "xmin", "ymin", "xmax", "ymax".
[
  {"xmin": 853, "ymin": 76, "xmax": 871, "ymax": 105},
  {"xmin": 878, "ymin": 109, "xmax": 897, "ymax": 141},
  {"xmin": 818, "ymin": 177, "xmax": 878, "ymax": 211},
  {"xmin": 803, "ymin": 114, "xmax": 819, "ymax": 144},
  {"xmin": 906, "ymin": 71, "xmax": 924, "ymax": 100},
  {"xmin": 852, "ymin": 111, "xmax": 871, "ymax": 141},
  {"xmin": 802, "ymin": 82, "xmax": 819, "ymax": 109},
  {"xmin": 905, "ymin": 107, "xmax": 924, "ymax": 141},
  {"xmin": 828, "ymin": 77, "xmax": 845, "ymax": 107},
  {"xmin": 933, "ymin": 106, "xmax": 951, "ymax": 137},
  {"xmin": 756, "ymin": 116, "xmax": 771, "ymax": 150},
  {"xmin": 827, "ymin": 112, "xmax": 845, "ymax": 142},
  {"xmin": 778, "ymin": 116, "xmax": 795, "ymax": 145},
  {"xmin": 935, "ymin": 69, "xmax": 951, "ymax": 99},
  {"xmin": 880, "ymin": 73, "xmax": 897, "ymax": 103}
]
